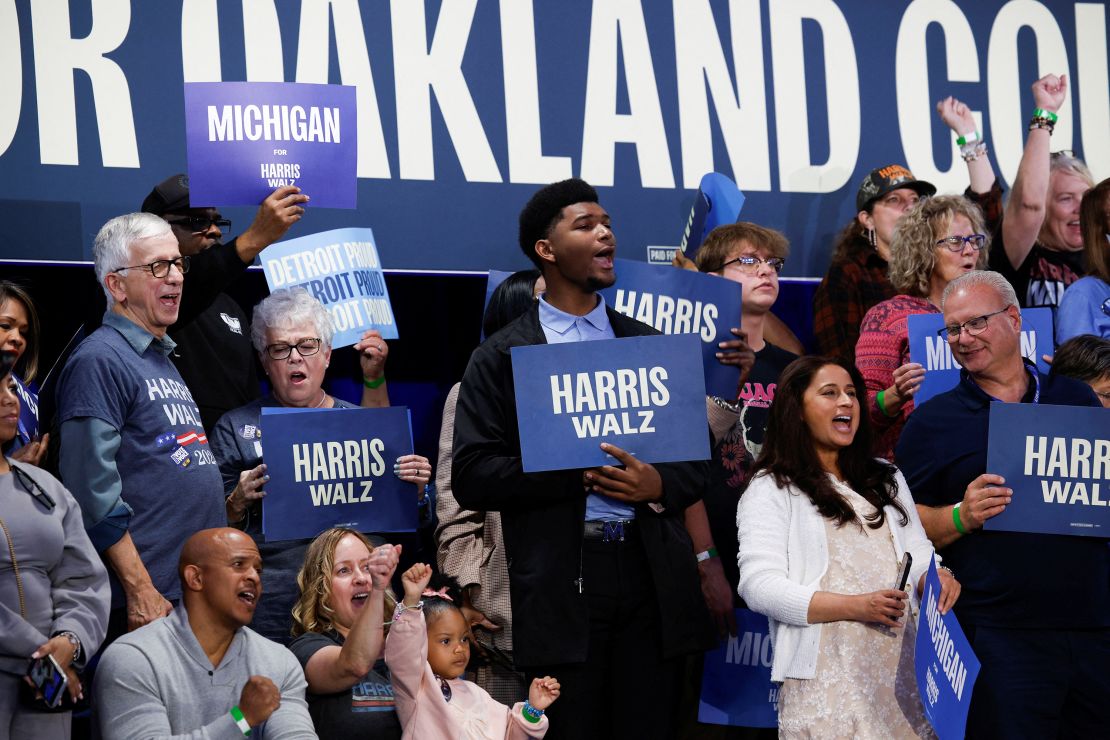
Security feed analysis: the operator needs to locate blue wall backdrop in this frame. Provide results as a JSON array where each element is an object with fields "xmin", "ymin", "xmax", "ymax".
[{"xmin": 1, "ymin": 0, "xmax": 1107, "ymax": 276}]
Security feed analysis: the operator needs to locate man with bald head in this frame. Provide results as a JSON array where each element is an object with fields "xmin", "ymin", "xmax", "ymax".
[
  {"xmin": 94, "ymin": 528, "xmax": 317, "ymax": 739},
  {"xmin": 897, "ymin": 270, "xmax": 1108, "ymax": 736}
]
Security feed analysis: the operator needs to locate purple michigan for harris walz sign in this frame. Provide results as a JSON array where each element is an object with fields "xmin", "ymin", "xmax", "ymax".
[{"xmin": 184, "ymin": 82, "xmax": 357, "ymax": 209}]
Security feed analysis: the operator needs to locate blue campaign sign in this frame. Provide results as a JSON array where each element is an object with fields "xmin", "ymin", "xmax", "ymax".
[
  {"xmin": 511, "ymin": 334, "xmax": 709, "ymax": 472},
  {"xmin": 261, "ymin": 227, "xmax": 398, "ymax": 347},
  {"xmin": 260, "ymin": 406, "xmax": 416, "ymax": 541},
  {"xmin": 5, "ymin": 3, "xmax": 1106, "ymax": 274},
  {"xmin": 984, "ymin": 403, "xmax": 1110, "ymax": 538},
  {"xmin": 600, "ymin": 259, "xmax": 743, "ymax": 399},
  {"xmin": 915, "ymin": 558, "xmax": 980, "ymax": 740},
  {"xmin": 697, "ymin": 609, "xmax": 778, "ymax": 728},
  {"xmin": 678, "ymin": 173, "xmax": 746, "ymax": 261},
  {"xmin": 908, "ymin": 308, "xmax": 1053, "ymax": 405},
  {"xmin": 184, "ymin": 81, "xmax": 357, "ymax": 209}
]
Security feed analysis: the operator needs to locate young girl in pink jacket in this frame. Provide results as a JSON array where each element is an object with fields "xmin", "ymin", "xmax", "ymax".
[{"xmin": 385, "ymin": 563, "xmax": 560, "ymax": 739}]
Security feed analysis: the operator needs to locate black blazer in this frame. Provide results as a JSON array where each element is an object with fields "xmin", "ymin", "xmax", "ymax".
[{"xmin": 452, "ymin": 301, "xmax": 714, "ymax": 666}]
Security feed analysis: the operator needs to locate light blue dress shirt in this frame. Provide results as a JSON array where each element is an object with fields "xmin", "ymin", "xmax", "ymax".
[{"xmin": 537, "ymin": 294, "xmax": 635, "ymax": 521}]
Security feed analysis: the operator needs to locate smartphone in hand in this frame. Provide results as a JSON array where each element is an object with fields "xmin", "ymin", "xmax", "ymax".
[
  {"xmin": 893, "ymin": 552, "xmax": 912, "ymax": 592},
  {"xmin": 27, "ymin": 654, "xmax": 67, "ymax": 709}
]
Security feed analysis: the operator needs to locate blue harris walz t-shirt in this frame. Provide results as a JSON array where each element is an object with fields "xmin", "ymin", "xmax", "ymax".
[{"xmin": 57, "ymin": 321, "xmax": 224, "ymax": 605}]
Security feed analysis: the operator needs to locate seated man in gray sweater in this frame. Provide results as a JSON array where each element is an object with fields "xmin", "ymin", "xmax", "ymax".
[{"xmin": 94, "ymin": 528, "xmax": 317, "ymax": 739}]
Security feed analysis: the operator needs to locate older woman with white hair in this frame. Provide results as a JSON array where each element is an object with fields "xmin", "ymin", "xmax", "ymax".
[{"xmin": 209, "ymin": 287, "xmax": 431, "ymax": 644}]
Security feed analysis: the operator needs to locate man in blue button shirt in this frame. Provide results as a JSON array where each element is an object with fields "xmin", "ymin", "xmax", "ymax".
[
  {"xmin": 896, "ymin": 270, "xmax": 1109, "ymax": 738},
  {"xmin": 453, "ymin": 179, "xmax": 713, "ymax": 740}
]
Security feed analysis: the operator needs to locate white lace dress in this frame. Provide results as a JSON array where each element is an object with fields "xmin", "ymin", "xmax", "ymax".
[{"xmin": 777, "ymin": 486, "xmax": 935, "ymax": 739}]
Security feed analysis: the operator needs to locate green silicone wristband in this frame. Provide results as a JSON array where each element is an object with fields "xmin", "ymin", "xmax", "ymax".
[
  {"xmin": 952, "ymin": 503, "xmax": 969, "ymax": 535},
  {"xmin": 363, "ymin": 375, "xmax": 386, "ymax": 389},
  {"xmin": 230, "ymin": 706, "xmax": 251, "ymax": 736},
  {"xmin": 877, "ymin": 389, "xmax": 897, "ymax": 418},
  {"xmin": 1031, "ymin": 108, "xmax": 1058, "ymax": 123},
  {"xmin": 956, "ymin": 131, "xmax": 980, "ymax": 147}
]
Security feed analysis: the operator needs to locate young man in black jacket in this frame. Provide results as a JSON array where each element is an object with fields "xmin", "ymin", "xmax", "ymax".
[{"xmin": 452, "ymin": 178, "xmax": 713, "ymax": 740}]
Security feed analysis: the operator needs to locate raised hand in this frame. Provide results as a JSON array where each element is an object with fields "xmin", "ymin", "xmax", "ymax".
[
  {"xmin": 1031, "ymin": 73, "xmax": 1067, "ymax": 113},
  {"xmin": 367, "ymin": 544, "xmax": 401, "ymax": 591},
  {"xmin": 400, "ymin": 563, "xmax": 433, "ymax": 606},
  {"xmin": 528, "ymin": 676, "xmax": 561, "ymax": 711},
  {"xmin": 354, "ymin": 329, "xmax": 388, "ymax": 381},
  {"xmin": 935, "ymin": 96, "xmax": 977, "ymax": 136}
]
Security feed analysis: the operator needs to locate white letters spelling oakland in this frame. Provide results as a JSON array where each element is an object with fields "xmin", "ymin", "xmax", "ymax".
[
  {"xmin": 924, "ymin": 580, "xmax": 969, "ymax": 702},
  {"xmin": 1025, "ymin": 435, "xmax": 1110, "ymax": 507},
  {"xmin": 292, "ymin": 438, "xmax": 386, "ymax": 507},
  {"xmin": 11, "ymin": 2, "xmax": 1108, "ymax": 189},
  {"xmin": 550, "ymin": 366, "xmax": 669, "ymax": 439},
  {"xmin": 614, "ymin": 289, "xmax": 718, "ymax": 342}
]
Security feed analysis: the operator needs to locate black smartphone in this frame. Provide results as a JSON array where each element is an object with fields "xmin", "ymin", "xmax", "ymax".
[
  {"xmin": 27, "ymin": 654, "xmax": 67, "ymax": 709},
  {"xmin": 893, "ymin": 552, "xmax": 913, "ymax": 591}
]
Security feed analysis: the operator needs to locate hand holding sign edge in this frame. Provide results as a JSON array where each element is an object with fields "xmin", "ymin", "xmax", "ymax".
[{"xmin": 583, "ymin": 443, "xmax": 663, "ymax": 503}]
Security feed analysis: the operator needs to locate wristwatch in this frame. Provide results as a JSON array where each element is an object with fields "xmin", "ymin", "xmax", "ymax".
[{"xmin": 55, "ymin": 631, "xmax": 82, "ymax": 663}]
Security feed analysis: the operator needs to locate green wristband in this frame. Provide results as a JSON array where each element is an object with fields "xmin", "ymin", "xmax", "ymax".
[
  {"xmin": 952, "ymin": 502, "xmax": 969, "ymax": 535},
  {"xmin": 230, "ymin": 706, "xmax": 251, "ymax": 736},
  {"xmin": 876, "ymin": 389, "xmax": 897, "ymax": 418},
  {"xmin": 956, "ymin": 131, "xmax": 980, "ymax": 148},
  {"xmin": 1031, "ymin": 107, "xmax": 1058, "ymax": 123},
  {"xmin": 363, "ymin": 375, "xmax": 386, "ymax": 389}
]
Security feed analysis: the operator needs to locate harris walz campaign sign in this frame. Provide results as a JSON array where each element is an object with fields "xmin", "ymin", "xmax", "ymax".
[
  {"xmin": 908, "ymin": 308, "xmax": 1053, "ymax": 405},
  {"xmin": 511, "ymin": 334, "xmax": 709, "ymax": 472},
  {"xmin": 698, "ymin": 609, "xmax": 778, "ymax": 728},
  {"xmin": 985, "ymin": 403, "xmax": 1110, "ymax": 538},
  {"xmin": 260, "ymin": 406, "xmax": 416, "ymax": 541},
  {"xmin": 600, "ymin": 258, "xmax": 743, "ymax": 399},
  {"xmin": 184, "ymin": 81, "xmax": 357, "ymax": 208}
]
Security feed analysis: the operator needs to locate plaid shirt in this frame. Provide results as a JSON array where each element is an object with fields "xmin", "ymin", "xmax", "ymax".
[{"xmin": 812, "ymin": 235, "xmax": 895, "ymax": 362}]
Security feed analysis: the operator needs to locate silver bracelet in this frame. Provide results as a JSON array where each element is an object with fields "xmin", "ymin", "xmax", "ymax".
[
  {"xmin": 938, "ymin": 565, "xmax": 956, "ymax": 579},
  {"xmin": 710, "ymin": 396, "xmax": 740, "ymax": 412}
]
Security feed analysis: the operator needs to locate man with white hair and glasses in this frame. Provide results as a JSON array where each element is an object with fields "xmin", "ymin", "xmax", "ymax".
[
  {"xmin": 896, "ymin": 270, "xmax": 1108, "ymax": 737},
  {"xmin": 56, "ymin": 213, "xmax": 226, "ymax": 645}
]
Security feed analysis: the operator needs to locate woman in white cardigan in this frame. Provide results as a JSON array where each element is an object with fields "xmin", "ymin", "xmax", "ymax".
[{"xmin": 736, "ymin": 356, "xmax": 960, "ymax": 738}]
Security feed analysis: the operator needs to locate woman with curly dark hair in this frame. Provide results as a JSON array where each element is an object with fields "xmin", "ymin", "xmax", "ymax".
[{"xmin": 737, "ymin": 356, "xmax": 960, "ymax": 738}]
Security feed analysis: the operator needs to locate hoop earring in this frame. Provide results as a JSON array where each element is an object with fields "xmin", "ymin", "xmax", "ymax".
[{"xmin": 867, "ymin": 229, "xmax": 876, "ymax": 248}]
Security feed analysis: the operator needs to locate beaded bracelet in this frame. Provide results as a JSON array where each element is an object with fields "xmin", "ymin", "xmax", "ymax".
[
  {"xmin": 961, "ymin": 142, "xmax": 988, "ymax": 163},
  {"xmin": 522, "ymin": 701, "xmax": 544, "ymax": 723},
  {"xmin": 1029, "ymin": 117, "xmax": 1056, "ymax": 134}
]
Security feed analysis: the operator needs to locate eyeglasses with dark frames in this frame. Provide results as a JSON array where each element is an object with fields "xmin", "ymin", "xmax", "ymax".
[
  {"xmin": 716, "ymin": 255, "xmax": 786, "ymax": 274},
  {"xmin": 935, "ymin": 234, "xmax": 987, "ymax": 252},
  {"xmin": 937, "ymin": 307, "xmax": 1011, "ymax": 340},
  {"xmin": 265, "ymin": 337, "xmax": 323, "ymax": 360},
  {"xmin": 112, "ymin": 256, "xmax": 191, "ymax": 278},
  {"xmin": 166, "ymin": 215, "xmax": 232, "ymax": 234}
]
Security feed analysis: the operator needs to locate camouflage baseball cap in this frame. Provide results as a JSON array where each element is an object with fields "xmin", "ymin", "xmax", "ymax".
[{"xmin": 856, "ymin": 165, "xmax": 936, "ymax": 212}]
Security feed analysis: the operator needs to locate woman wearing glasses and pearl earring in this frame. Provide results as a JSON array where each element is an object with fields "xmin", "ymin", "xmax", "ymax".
[
  {"xmin": 855, "ymin": 196, "xmax": 991, "ymax": 461},
  {"xmin": 209, "ymin": 288, "xmax": 432, "ymax": 644}
]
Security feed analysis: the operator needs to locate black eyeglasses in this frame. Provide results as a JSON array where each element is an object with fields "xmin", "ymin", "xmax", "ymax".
[
  {"xmin": 265, "ymin": 337, "xmax": 322, "ymax": 360},
  {"xmin": 937, "ymin": 307, "xmax": 1011, "ymax": 339},
  {"xmin": 12, "ymin": 465, "xmax": 55, "ymax": 510},
  {"xmin": 716, "ymin": 255, "xmax": 786, "ymax": 274},
  {"xmin": 166, "ymin": 215, "xmax": 231, "ymax": 233},
  {"xmin": 113, "ymin": 256, "xmax": 191, "ymax": 278},
  {"xmin": 935, "ymin": 234, "xmax": 987, "ymax": 252}
]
